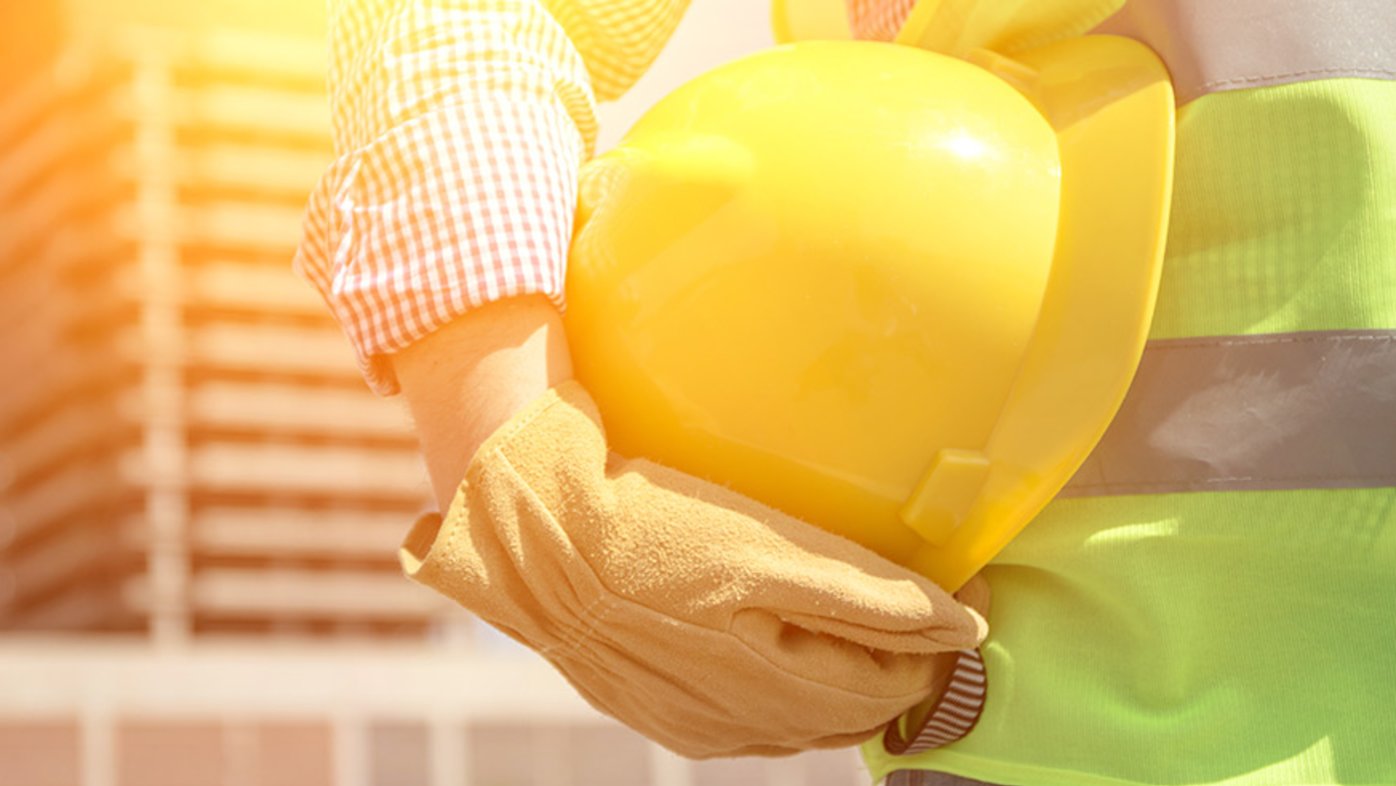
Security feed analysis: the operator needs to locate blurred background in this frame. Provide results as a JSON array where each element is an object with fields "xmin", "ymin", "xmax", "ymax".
[{"xmin": 0, "ymin": 1, "xmax": 870, "ymax": 784}]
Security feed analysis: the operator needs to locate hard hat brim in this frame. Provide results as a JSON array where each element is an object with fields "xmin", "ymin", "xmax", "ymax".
[{"xmin": 911, "ymin": 35, "xmax": 1176, "ymax": 589}]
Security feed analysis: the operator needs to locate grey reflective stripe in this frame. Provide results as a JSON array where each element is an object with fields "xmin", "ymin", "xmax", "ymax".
[
  {"xmin": 885, "ymin": 770, "xmax": 1002, "ymax": 786},
  {"xmin": 1094, "ymin": 0, "xmax": 1396, "ymax": 104},
  {"xmin": 1062, "ymin": 331, "xmax": 1396, "ymax": 497}
]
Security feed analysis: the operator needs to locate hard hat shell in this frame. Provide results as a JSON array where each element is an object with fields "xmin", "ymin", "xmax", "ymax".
[
  {"xmin": 770, "ymin": 0, "xmax": 850, "ymax": 42},
  {"xmin": 566, "ymin": 36, "xmax": 1174, "ymax": 590}
]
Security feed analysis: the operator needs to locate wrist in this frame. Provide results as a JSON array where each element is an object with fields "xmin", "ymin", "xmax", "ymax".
[{"xmin": 394, "ymin": 296, "xmax": 573, "ymax": 510}]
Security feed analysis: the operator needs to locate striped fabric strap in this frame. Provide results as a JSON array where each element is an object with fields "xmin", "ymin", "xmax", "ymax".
[{"xmin": 883, "ymin": 648, "xmax": 987, "ymax": 755}]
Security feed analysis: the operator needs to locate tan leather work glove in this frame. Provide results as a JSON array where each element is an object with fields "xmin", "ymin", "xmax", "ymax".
[{"xmin": 400, "ymin": 381, "xmax": 989, "ymax": 758}]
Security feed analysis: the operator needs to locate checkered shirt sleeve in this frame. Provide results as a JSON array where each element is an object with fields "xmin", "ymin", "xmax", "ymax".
[
  {"xmin": 847, "ymin": 0, "xmax": 916, "ymax": 40},
  {"xmin": 295, "ymin": 0, "xmax": 910, "ymax": 395},
  {"xmin": 294, "ymin": 0, "xmax": 687, "ymax": 394}
]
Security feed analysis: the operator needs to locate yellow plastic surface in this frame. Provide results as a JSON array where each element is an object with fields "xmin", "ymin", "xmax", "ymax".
[
  {"xmin": 894, "ymin": 0, "xmax": 1125, "ymax": 58},
  {"xmin": 771, "ymin": 0, "xmax": 851, "ymax": 43},
  {"xmin": 567, "ymin": 36, "xmax": 1173, "ymax": 590}
]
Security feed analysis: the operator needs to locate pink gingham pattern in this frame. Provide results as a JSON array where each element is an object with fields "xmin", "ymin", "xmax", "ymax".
[
  {"xmin": 847, "ymin": 0, "xmax": 918, "ymax": 40},
  {"xmin": 295, "ymin": 0, "xmax": 678, "ymax": 394},
  {"xmin": 294, "ymin": 0, "xmax": 915, "ymax": 394}
]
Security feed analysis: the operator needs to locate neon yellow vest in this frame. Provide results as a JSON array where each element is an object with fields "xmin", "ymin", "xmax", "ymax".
[{"xmin": 862, "ymin": 13, "xmax": 1396, "ymax": 786}]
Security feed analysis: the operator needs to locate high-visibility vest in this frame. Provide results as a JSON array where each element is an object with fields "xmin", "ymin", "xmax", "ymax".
[{"xmin": 850, "ymin": 1, "xmax": 1396, "ymax": 784}]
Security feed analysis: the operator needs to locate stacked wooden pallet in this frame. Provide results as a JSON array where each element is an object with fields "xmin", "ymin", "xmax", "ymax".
[{"xmin": 0, "ymin": 28, "xmax": 449, "ymax": 642}]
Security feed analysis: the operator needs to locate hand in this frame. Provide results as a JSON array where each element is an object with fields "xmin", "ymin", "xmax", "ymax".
[
  {"xmin": 401, "ymin": 383, "xmax": 988, "ymax": 756},
  {"xmin": 394, "ymin": 299, "xmax": 988, "ymax": 757}
]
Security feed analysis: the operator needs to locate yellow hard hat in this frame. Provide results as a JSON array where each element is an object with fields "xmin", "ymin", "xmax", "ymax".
[
  {"xmin": 770, "ymin": 0, "xmax": 850, "ymax": 42},
  {"xmin": 566, "ymin": 36, "xmax": 1174, "ymax": 591}
]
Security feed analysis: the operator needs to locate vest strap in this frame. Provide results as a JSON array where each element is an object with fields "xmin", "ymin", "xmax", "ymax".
[
  {"xmin": 1064, "ymin": 330, "xmax": 1396, "ymax": 497},
  {"xmin": 883, "ymin": 647, "xmax": 987, "ymax": 755}
]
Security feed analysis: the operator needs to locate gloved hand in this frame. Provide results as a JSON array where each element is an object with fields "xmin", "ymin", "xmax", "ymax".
[{"xmin": 400, "ymin": 380, "xmax": 989, "ymax": 758}]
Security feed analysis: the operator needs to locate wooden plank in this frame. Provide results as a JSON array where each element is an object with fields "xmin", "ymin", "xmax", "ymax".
[
  {"xmin": 0, "ymin": 517, "xmax": 146, "ymax": 609},
  {"xmin": 0, "ymin": 340, "xmax": 135, "ymax": 436},
  {"xmin": 27, "ymin": 212, "xmax": 132, "ymax": 284},
  {"xmin": 190, "ymin": 506, "xmax": 412, "ymax": 560},
  {"xmin": 0, "ymin": 154, "xmax": 129, "ymax": 274},
  {"xmin": 184, "ymin": 259, "xmax": 326, "ymax": 315},
  {"xmin": 0, "ymin": 264, "xmax": 61, "ymax": 339},
  {"xmin": 102, "ymin": 254, "xmax": 327, "ymax": 317},
  {"xmin": 7, "ymin": 147, "xmax": 316, "ymax": 271},
  {"xmin": 8, "ymin": 322, "xmax": 367, "ymax": 424},
  {"xmin": 181, "ymin": 83, "xmax": 330, "ymax": 140},
  {"xmin": 189, "ymin": 568, "xmax": 450, "ymax": 619},
  {"xmin": 1, "ymin": 342, "xmax": 124, "ymax": 433},
  {"xmin": 118, "ymin": 82, "xmax": 331, "ymax": 142},
  {"xmin": 0, "ymin": 284, "xmax": 70, "ymax": 374},
  {"xmin": 184, "ymin": 380, "xmax": 414, "ymax": 442},
  {"xmin": 0, "ymin": 95, "xmax": 123, "ymax": 209},
  {"xmin": 180, "ymin": 200, "xmax": 307, "ymax": 251},
  {"xmin": 0, "ymin": 450, "xmax": 141, "ymax": 549},
  {"xmin": 109, "ymin": 199, "xmax": 306, "ymax": 254},
  {"xmin": 107, "ymin": 26, "xmax": 326, "ymax": 86},
  {"xmin": 0, "ymin": 512, "xmax": 13, "ymax": 558},
  {"xmin": 0, "ymin": 389, "xmax": 141, "ymax": 487},
  {"xmin": 181, "ymin": 321, "xmax": 361, "ymax": 379},
  {"xmin": 0, "ymin": 167, "xmax": 99, "ymax": 267},
  {"xmin": 185, "ymin": 441, "xmax": 428, "ymax": 500},
  {"xmin": 182, "ymin": 29, "xmax": 326, "ymax": 83},
  {"xmin": 0, "ymin": 105, "xmax": 78, "ymax": 206},
  {"xmin": 3, "ymin": 574, "xmax": 147, "ymax": 631},
  {"xmin": 0, "ymin": 74, "xmax": 57, "ymax": 154},
  {"xmin": 0, "ymin": 51, "xmax": 93, "ymax": 154},
  {"xmin": 0, "ymin": 287, "xmax": 139, "ymax": 396},
  {"xmin": 67, "ymin": 242, "xmax": 319, "ymax": 306},
  {"xmin": 104, "ymin": 140, "xmax": 329, "ymax": 202},
  {"xmin": 0, "ymin": 251, "xmax": 140, "ymax": 358},
  {"xmin": 176, "ymin": 143, "xmax": 329, "ymax": 197}
]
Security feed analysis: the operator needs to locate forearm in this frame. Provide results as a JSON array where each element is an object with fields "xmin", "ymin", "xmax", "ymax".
[{"xmin": 394, "ymin": 296, "xmax": 573, "ymax": 511}]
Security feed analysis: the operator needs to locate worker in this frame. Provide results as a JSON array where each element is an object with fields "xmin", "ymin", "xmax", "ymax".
[{"xmin": 295, "ymin": 1, "xmax": 1396, "ymax": 785}]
